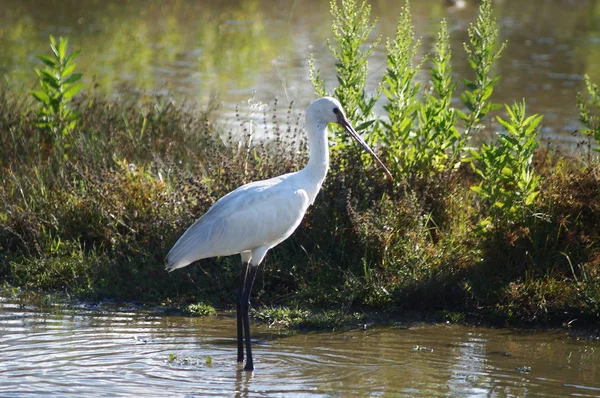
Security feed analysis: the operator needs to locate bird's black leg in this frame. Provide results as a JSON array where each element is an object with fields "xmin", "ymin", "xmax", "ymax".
[
  {"xmin": 237, "ymin": 261, "xmax": 250, "ymax": 363},
  {"xmin": 241, "ymin": 264, "xmax": 258, "ymax": 371}
]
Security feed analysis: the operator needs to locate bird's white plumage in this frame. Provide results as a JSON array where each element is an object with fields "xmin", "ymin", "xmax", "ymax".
[{"xmin": 166, "ymin": 172, "xmax": 310, "ymax": 271}]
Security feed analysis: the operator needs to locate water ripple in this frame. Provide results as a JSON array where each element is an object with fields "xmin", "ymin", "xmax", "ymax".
[{"xmin": 1, "ymin": 297, "xmax": 599, "ymax": 397}]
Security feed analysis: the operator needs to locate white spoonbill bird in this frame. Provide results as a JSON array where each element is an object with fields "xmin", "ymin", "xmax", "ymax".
[{"xmin": 165, "ymin": 97, "xmax": 392, "ymax": 371}]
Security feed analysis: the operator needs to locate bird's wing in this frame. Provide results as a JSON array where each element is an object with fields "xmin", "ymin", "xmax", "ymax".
[{"xmin": 166, "ymin": 175, "xmax": 310, "ymax": 271}]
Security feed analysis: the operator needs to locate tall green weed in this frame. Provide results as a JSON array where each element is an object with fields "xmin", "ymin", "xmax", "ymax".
[
  {"xmin": 577, "ymin": 74, "xmax": 600, "ymax": 153},
  {"xmin": 30, "ymin": 35, "xmax": 83, "ymax": 152},
  {"xmin": 309, "ymin": 0, "xmax": 380, "ymax": 149},
  {"xmin": 310, "ymin": 0, "xmax": 506, "ymax": 186},
  {"xmin": 459, "ymin": 0, "xmax": 506, "ymax": 140},
  {"xmin": 467, "ymin": 101, "xmax": 542, "ymax": 229}
]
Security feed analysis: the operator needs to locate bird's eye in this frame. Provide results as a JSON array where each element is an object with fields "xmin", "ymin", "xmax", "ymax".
[{"xmin": 333, "ymin": 108, "xmax": 340, "ymax": 115}]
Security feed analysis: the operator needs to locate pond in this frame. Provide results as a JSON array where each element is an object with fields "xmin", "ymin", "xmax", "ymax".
[
  {"xmin": 1, "ymin": 0, "xmax": 600, "ymax": 147},
  {"xmin": 2, "ymin": 3, "xmax": 600, "ymax": 394},
  {"xmin": 1, "ymin": 294, "xmax": 599, "ymax": 397}
]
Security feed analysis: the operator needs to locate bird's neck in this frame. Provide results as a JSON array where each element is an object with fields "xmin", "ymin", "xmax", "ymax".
[{"xmin": 302, "ymin": 115, "xmax": 329, "ymax": 203}]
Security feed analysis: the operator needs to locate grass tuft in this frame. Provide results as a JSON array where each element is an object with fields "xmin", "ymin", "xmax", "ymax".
[{"xmin": 184, "ymin": 302, "xmax": 216, "ymax": 317}]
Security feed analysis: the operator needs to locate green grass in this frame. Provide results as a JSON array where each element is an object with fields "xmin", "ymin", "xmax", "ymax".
[
  {"xmin": 1, "ymin": 85, "xmax": 599, "ymax": 325},
  {"xmin": 252, "ymin": 306, "xmax": 366, "ymax": 330},
  {"xmin": 0, "ymin": 0, "xmax": 599, "ymax": 328},
  {"xmin": 184, "ymin": 302, "xmax": 216, "ymax": 317}
]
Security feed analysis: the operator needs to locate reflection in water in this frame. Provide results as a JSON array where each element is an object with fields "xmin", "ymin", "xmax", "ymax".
[
  {"xmin": 234, "ymin": 369, "xmax": 253, "ymax": 398},
  {"xmin": 1, "ymin": 0, "xmax": 600, "ymax": 145},
  {"xmin": 1, "ymin": 294, "xmax": 599, "ymax": 397}
]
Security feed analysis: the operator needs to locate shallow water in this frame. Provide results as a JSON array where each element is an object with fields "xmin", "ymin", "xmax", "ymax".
[
  {"xmin": 1, "ymin": 295, "xmax": 599, "ymax": 397},
  {"xmin": 1, "ymin": 0, "xmax": 600, "ymax": 146}
]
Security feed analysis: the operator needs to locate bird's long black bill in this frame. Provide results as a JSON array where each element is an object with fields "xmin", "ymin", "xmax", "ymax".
[{"xmin": 340, "ymin": 119, "xmax": 393, "ymax": 181}]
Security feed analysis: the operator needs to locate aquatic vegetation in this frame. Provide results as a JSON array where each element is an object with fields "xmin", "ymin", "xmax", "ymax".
[
  {"xmin": 252, "ymin": 306, "xmax": 311, "ymax": 328},
  {"xmin": 184, "ymin": 302, "xmax": 216, "ymax": 317},
  {"xmin": 0, "ymin": 0, "xmax": 599, "ymax": 327},
  {"xmin": 253, "ymin": 306, "xmax": 366, "ymax": 330}
]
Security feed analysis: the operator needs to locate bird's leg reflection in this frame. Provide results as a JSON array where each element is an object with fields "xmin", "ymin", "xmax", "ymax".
[{"xmin": 234, "ymin": 366, "xmax": 253, "ymax": 398}]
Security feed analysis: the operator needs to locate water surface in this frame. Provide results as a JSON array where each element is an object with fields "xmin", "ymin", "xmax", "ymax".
[
  {"xmin": 1, "ymin": 294, "xmax": 599, "ymax": 397},
  {"xmin": 1, "ymin": 0, "xmax": 600, "ymax": 146}
]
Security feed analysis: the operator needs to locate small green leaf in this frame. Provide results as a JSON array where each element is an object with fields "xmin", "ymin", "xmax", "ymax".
[
  {"xmin": 470, "ymin": 185, "xmax": 483, "ymax": 194},
  {"xmin": 66, "ymin": 111, "xmax": 81, "ymax": 121},
  {"xmin": 65, "ymin": 49, "xmax": 82, "ymax": 65},
  {"xmin": 61, "ymin": 63, "xmax": 77, "ymax": 78},
  {"xmin": 63, "ymin": 82, "xmax": 83, "ymax": 100},
  {"xmin": 525, "ymin": 114, "xmax": 543, "ymax": 133},
  {"xmin": 496, "ymin": 116, "xmax": 517, "ymax": 136},
  {"xmin": 500, "ymin": 167, "xmax": 513, "ymax": 177},
  {"xmin": 31, "ymin": 90, "xmax": 50, "ymax": 104},
  {"xmin": 37, "ymin": 55, "xmax": 57, "ymax": 68},
  {"xmin": 63, "ymin": 73, "xmax": 82, "ymax": 85},
  {"xmin": 355, "ymin": 119, "xmax": 377, "ymax": 132},
  {"xmin": 49, "ymin": 35, "xmax": 57, "ymax": 50},
  {"xmin": 493, "ymin": 201, "xmax": 505, "ymax": 209},
  {"xmin": 525, "ymin": 191, "xmax": 539, "ymax": 206},
  {"xmin": 39, "ymin": 70, "xmax": 60, "ymax": 89},
  {"xmin": 455, "ymin": 109, "xmax": 468, "ymax": 121},
  {"xmin": 58, "ymin": 37, "xmax": 68, "ymax": 61},
  {"xmin": 50, "ymin": 43, "xmax": 59, "ymax": 60}
]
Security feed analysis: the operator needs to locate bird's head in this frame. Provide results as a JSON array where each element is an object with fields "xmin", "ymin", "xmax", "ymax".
[
  {"xmin": 307, "ymin": 96, "xmax": 347, "ymax": 125},
  {"xmin": 308, "ymin": 96, "xmax": 393, "ymax": 181}
]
